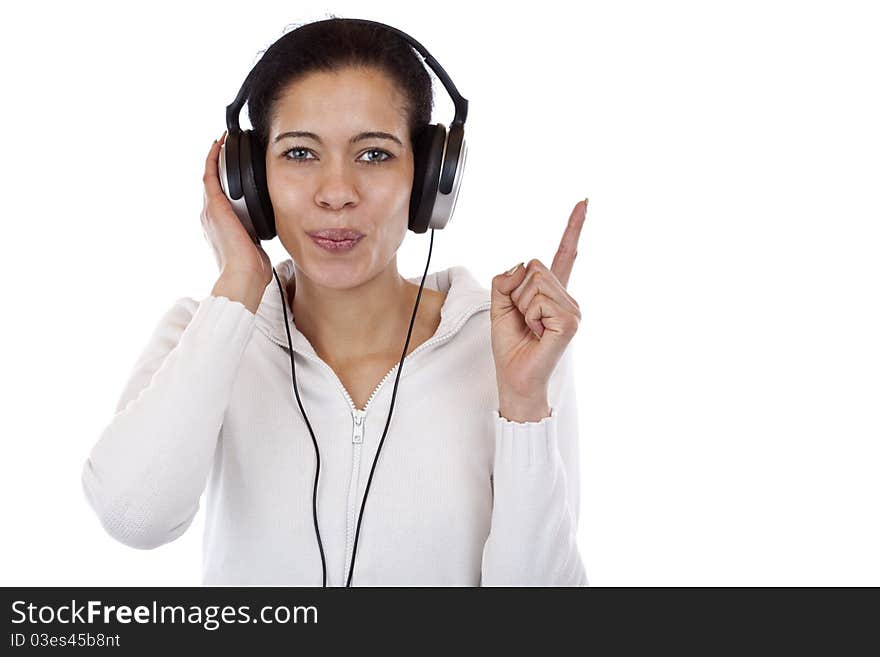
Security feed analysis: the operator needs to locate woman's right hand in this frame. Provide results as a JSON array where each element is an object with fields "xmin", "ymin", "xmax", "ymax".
[{"xmin": 201, "ymin": 131, "xmax": 273, "ymax": 289}]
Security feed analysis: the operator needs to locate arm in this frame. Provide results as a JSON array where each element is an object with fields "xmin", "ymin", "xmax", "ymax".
[
  {"xmin": 81, "ymin": 292, "xmax": 256, "ymax": 549},
  {"xmin": 481, "ymin": 342, "xmax": 589, "ymax": 586}
]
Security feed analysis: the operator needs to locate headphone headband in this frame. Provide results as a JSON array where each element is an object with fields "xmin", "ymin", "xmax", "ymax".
[{"xmin": 224, "ymin": 18, "xmax": 468, "ymax": 135}]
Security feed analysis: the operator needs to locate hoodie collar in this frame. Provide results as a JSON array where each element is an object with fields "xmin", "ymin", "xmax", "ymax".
[{"xmin": 253, "ymin": 258, "xmax": 491, "ymax": 358}]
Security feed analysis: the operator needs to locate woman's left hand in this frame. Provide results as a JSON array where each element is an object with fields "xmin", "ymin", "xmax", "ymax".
[{"xmin": 490, "ymin": 199, "xmax": 588, "ymax": 421}]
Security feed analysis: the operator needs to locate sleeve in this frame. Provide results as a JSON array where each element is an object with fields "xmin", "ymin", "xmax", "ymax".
[
  {"xmin": 480, "ymin": 340, "xmax": 589, "ymax": 586},
  {"xmin": 81, "ymin": 293, "xmax": 257, "ymax": 550}
]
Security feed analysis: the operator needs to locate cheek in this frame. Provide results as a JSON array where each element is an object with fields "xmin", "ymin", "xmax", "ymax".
[
  {"xmin": 373, "ymin": 183, "xmax": 411, "ymax": 215},
  {"xmin": 265, "ymin": 162, "xmax": 306, "ymax": 205}
]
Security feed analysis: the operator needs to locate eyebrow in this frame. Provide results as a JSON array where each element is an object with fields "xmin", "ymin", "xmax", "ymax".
[{"xmin": 273, "ymin": 130, "xmax": 403, "ymax": 146}]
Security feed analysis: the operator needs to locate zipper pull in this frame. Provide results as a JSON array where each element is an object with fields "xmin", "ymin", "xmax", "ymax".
[{"xmin": 352, "ymin": 410, "xmax": 365, "ymax": 444}]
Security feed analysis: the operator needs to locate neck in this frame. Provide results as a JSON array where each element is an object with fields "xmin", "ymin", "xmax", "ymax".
[{"xmin": 287, "ymin": 258, "xmax": 420, "ymax": 363}]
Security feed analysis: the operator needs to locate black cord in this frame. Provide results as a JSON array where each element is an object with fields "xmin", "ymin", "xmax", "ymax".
[
  {"xmin": 274, "ymin": 266, "xmax": 328, "ymax": 587},
  {"xmin": 273, "ymin": 227, "xmax": 435, "ymax": 587},
  {"xmin": 346, "ymin": 227, "xmax": 435, "ymax": 587}
]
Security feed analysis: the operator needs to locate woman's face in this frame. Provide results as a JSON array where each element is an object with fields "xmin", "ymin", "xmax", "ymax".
[{"xmin": 265, "ymin": 65, "xmax": 415, "ymax": 290}]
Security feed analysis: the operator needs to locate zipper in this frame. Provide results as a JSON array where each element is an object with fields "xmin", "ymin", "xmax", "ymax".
[
  {"xmin": 262, "ymin": 299, "xmax": 491, "ymax": 585},
  {"xmin": 351, "ymin": 410, "xmax": 365, "ymax": 444},
  {"xmin": 343, "ymin": 408, "xmax": 367, "ymax": 583}
]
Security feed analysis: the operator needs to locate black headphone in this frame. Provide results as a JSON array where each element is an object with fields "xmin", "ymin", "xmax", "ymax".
[
  {"xmin": 219, "ymin": 18, "xmax": 469, "ymax": 238},
  {"xmin": 217, "ymin": 18, "xmax": 470, "ymax": 587}
]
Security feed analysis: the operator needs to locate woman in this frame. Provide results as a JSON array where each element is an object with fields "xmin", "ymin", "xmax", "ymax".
[{"xmin": 81, "ymin": 17, "xmax": 589, "ymax": 586}]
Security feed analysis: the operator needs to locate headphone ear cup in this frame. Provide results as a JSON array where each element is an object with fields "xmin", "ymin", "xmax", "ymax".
[
  {"xmin": 439, "ymin": 122, "xmax": 464, "ymax": 195},
  {"xmin": 219, "ymin": 130, "xmax": 259, "ymax": 241},
  {"xmin": 222, "ymin": 130, "xmax": 243, "ymax": 199},
  {"xmin": 239, "ymin": 131, "xmax": 276, "ymax": 241},
  {"xmin": 409, "ymin": 123, "xmax": 446, "ymax": 234}
]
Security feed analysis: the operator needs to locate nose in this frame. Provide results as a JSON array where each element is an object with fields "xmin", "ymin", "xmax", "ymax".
[{"xmin": 314, "ymin": 159, "xmax": 359, "ymax": 210}]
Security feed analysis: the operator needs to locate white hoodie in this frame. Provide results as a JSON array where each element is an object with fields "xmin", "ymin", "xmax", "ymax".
[{"xmin": 81, "ymin": 258, "xmax": 588, "ymax": 586}]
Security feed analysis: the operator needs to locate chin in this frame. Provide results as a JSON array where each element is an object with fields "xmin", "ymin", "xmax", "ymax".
[{"xmin": 299, "ymin": 255, "xmax": 368, "ymax": 290}]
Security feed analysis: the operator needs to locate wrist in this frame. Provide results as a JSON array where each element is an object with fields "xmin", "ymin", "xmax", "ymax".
[
  {"xmin": 498, "ymin": 392, "xmax": 551, "ymax": 423},
  {"xmin": 212, "ymin": 272, "xmax": 266, "ymax": 315}
]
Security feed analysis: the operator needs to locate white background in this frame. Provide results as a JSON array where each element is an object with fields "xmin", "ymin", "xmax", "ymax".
[{"xmin": 1, "ymin": 0, "xmax": 877, "ymax": 586}]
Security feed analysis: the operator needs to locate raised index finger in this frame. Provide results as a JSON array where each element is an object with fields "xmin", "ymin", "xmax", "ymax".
[{"xmin": 550, "ymin": 198, "xmax": 588, "ymax": 288}]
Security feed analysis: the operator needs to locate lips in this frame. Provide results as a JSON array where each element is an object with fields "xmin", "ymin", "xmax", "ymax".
[{"xmin": 306, "ymin": 228, "xmax": 365, "ymax": 241}]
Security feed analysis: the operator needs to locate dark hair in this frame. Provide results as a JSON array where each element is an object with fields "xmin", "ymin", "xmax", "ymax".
[{"xmin": 246, "ymin": 16, "xmax": 434, "ymax": 154}]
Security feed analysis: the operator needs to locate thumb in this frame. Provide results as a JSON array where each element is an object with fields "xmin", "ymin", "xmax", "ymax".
[{"xmin": 491, "ymin": 261, "xmax": 527, "ymax": 311}]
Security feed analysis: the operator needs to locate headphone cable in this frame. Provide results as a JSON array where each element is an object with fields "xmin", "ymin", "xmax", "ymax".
[
  {"xmin": 273, "ymin": 227, "xmax": 436, "ymax": 587},
  {"xmin": 274, "ymin": 264, "xmax": 327, "ymax": 586}
]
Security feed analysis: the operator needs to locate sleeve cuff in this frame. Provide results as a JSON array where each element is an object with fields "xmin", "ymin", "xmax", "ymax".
[
  {"xmin": 493, "ymin": 407, "xmax": 558, "ymax": 467},
  {"xmin": 190, "ymin": 293, "xmax": 257, "ymax": 338}
]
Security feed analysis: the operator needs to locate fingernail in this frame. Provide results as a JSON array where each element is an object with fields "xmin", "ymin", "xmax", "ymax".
[{"xmin": 504, "ymin": 262, "xmax": 523, "ymax": 276}]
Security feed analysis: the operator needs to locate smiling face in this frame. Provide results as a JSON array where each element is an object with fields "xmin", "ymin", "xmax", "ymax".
[{"xmin": 265, "ymin": 65, "xmax": 415, "ymax": 289}]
